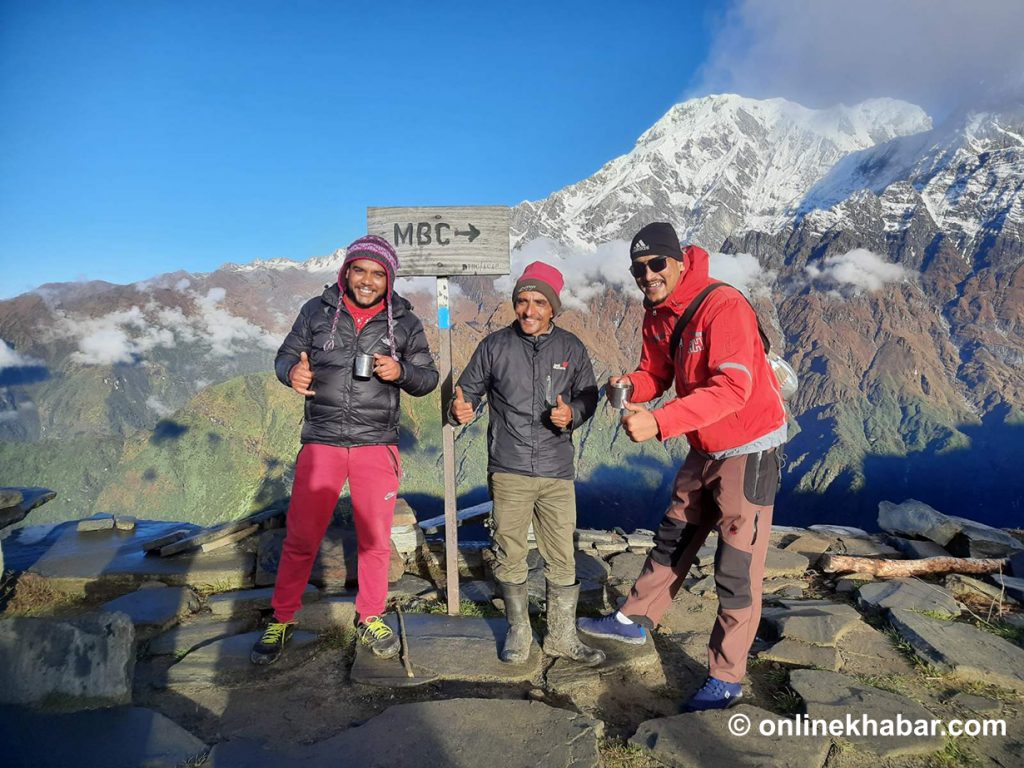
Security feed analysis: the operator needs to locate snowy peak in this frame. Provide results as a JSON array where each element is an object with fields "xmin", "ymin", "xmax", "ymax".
[
  {"xmin": 799, "ymin": 107, "xmax": 1024, "ymax": 254},
  {"xmin": 511, "ymin": 94, "xmax": 931, "ymax": 251},
  {"xmin": 221, "ymin": 249, "xmax": 346, "ymax": 274}
]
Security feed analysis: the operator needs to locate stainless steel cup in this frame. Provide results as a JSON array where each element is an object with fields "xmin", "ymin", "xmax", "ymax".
[
  {"xmin": 353, "ymin": 353, "xmax": 374, "ymax": 379},
  {"xmin": 607, "ymin": 380, "xmax": 633, "ymax": 410}
]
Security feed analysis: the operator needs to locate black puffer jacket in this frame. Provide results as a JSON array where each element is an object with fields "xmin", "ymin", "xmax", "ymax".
[
  {"xmin": 453, "ymin": 323, "xmax": 597, "ymax": 480},
  {"xmin": 275, "ymin": 284, "xmax": 438, "ymax": 447}
]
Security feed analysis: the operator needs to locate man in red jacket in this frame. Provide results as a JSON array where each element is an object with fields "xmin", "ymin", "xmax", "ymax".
[{"xmin": 578, "ymin": 222, "xmax": 787, "ymax": 711}]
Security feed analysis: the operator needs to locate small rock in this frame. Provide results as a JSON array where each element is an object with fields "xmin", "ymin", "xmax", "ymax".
[
  {"xmin": 113, "ymin": 515, "xmax": 137, "ymax": 532},
  {"xmin": 77, "ymin": 516, "xmax": 115, "ymax": 532}
]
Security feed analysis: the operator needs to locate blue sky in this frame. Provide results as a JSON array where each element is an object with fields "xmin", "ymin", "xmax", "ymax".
[
  {"xmin": 0, "ymin": 1, "xmax": 714, "ymax": 297},
  {"xmin": 3, "ymin": 1, "xmax": 1019, "ymax": 299}
]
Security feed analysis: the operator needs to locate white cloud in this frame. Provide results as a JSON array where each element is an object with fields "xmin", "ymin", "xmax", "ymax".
[
  {"xmin": 0, "ymin": 339, "xmax": 43, "ymax": 370},
  {"xmin": 503, "ymin": 238, "xmax": 776, "ymax": 311},
  {"xmin": 0, "ymin": 400, "xmax": 37, "ymax": 422},
  {"xmin": 697, "ymin": 0, "xmax": 1024, "ymax": 119},
  {"xmin": 44, "ymin": 286, "xmax": 278, "ymax": 365},
  {"xmin": 175, "ymin": 278, "xmax": 191, "ymax": 292},
  {"xmin": 805, "ymin": 249, "xmax": 909, "ymax": 294},
  {"xmin": 145, "ymin": 395, "xmax": 175, "ymax": 418},
  {"xmin": 194, "ymin": 287, "xmax": 279, "ymax": 356}
]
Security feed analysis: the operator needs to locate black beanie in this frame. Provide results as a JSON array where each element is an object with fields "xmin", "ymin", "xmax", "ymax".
[{"xmin": 630, "ymin": 222, "xmax": 682, "ymax": 261}]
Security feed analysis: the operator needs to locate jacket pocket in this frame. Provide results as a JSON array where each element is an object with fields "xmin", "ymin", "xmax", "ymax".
[{"xmin": 743, "ymin": 449, "xmax": 780, "ymax": 506}]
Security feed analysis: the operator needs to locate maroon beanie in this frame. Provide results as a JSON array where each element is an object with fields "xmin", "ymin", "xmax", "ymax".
[
  {"xmin": 512, "ymin": 261, "xmax": 564, "ymax": 315},
  {"xmin": 324, "ymin": 235, "xmax": 401, "ymax": 357}
]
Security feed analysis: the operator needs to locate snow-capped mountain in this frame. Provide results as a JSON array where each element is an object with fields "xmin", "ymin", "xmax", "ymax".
[
  {"xmin": 798, "ymin": 106, "xmax": 1024, "ymax": 259},
  {"xmin": 512, "ymin": 94, "xmax": 931, "ymax": 250}
]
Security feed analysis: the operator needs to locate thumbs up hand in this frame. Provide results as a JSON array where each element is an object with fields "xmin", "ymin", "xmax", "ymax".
[
  {"xmin": 289, "ymin": 351, "xmax": 316, "ymax": 396},
  {"xmin": 451, "ymin": 385, "xmax": 475, "ymax": 425},
  {"xmin": 621, "ymin": 401, "xmax": 658, "ymax": 443},
  {"xmin": 549, "ymin": 393, "xmax": 574, "ymax": 430}
]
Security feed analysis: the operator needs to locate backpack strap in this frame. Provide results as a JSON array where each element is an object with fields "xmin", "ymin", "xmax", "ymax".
[{"xmin": 667, "ymin": 282, "xmax": 772, "ymax": 358}]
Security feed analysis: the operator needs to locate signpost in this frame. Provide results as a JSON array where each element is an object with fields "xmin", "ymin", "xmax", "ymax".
[{"xmin": 367, "ymin": 206, "xmax": 510, "ymax": 615}]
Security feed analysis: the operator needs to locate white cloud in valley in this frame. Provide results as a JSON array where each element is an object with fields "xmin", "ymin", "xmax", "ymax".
[
  {"xmin": 805, "ymin": 249, "xmax": 910, "ymax": 295},
  {"xmin": 45, "ymin": 286, "xmax": 278, "ymax": 366}
]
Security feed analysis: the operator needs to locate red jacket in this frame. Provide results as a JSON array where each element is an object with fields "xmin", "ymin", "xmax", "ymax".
[{"xmin": 625, "ymin": 245, "xmax": 787, "ymax": 454}]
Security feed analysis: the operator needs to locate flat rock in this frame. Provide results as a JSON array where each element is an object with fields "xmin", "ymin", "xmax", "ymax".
[
  {"xmin": 77, "ymin": 515, "xmax": 115, "ymax": 532},
  {"xmin": 833, "ymin": 535, "xmax": 903, "ymax": 559},
  {"xmin": 990, "ymin": 574, "xmax": 1024, "ymax": 604},
  {"xmin": 944, "ymin": 573, "xmax": 1017, "ymax": 604},
  {"xmin": 656, "ymin": 588, "xmax": 717, "ymax": 635},
  {"xmin": 0, "ymin": 612, "xmax": 135, "ymax": 707},
  {"xmin": 687, "ymin": 573, "xmax": 717, "ymax": 597},
  {"xmin": 207, "ymin": 584, "xmax": 319, "ymax": 618},
  {"xmin": 160, "ymin": 630, "xmax": 319, "ymax": 687},
  {"xmin": 387, "ymin": 573, "xmax": 438, "ymax": 599},
  {"xmin": 350, "ymin": 612, "xmax": 541, "ymax": 687},
  {"xmin": 631, "ymin": 704, "xmax": 830, "ymax": 768},
  {"xmin": 948, "ymin": 692, "xmax": 1002, "ymax": 714},
  {"xmin": 147, "ymin": 618, "xmax": 254, "ymax": 657},
  {"xmin": 695, "ymin": 543, "xmax": 717, "ymax": 567},
  {"xmin": 790, "ymin": 669, "xmax": 944, "ymax": 757},
  {"xmin": 945, "ymin": 516, "xmax": 1024, "ymax": 559},
  {"xmin": 101, "ymin": 585, "xmax": 200, "ymax": 638},
  {"xmin": 0, "ymin": 705, "xmax": 207, "ymax": 768},
  {"xmin": 782, "ymin": 534, "xmax": 832, "ymax": 566},
  {"xmin": 763, "ymin": 548, "xmax": 809, "ymax": 578},
  {"xmin": 546, "ymin": 627, "xmax": 661, "ymax": 690},
  {"xmin": 0, "ymin": 487, "xmax": 56, "ymax": 530},
  {"xmin": 760, "ymin": 600, "xmax": 863, "ymax": 646},
  {"xmin": 892, "ymin": 537, "xmax": 950, "ymax": 559},
  {"xmin": 762, "ymin": 578, "xmax": 806, "ymax": 595},
  {"xmin": 302, "ymin": 699, "xmax": 600, "ymax": 768},
  {"xmin": 835, "ymin": 623, "xmax": 915, "ymax": 676},
  {"xmin": 835, "ymin": 573, "xmax": 875, "ymax": 593},
  {"xmin": 857, "ymin": 579, "xmax": 959, "ymax": 616},
  {"xmin": 889, "ymin": 608, "xmax": 1024, "ymax": 692},
  {"xmin": 293, "ymin": 595, "xmax": 356, "ymax": 632},
  {"xmin": 256, "ymin": 526, "xmax": 401, "ymax": 590},
  {"xmin": 877, "ymin": 499, "xmax": 960, "ymax": 545},
  {"xmin": 607, "ymin": 552, "xmax": 646, "ymax": 585},
  {"xmin": 759, "ymin": 639, "xmax": 840, "ymax": 670},
  {"xmin": 3, "ymin": 519, "xmax": 254, "ymax": 595}
]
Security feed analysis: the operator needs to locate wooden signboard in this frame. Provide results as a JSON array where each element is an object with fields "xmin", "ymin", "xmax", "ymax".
[{"xmin": 367, "ymin": 206, "xmax": 510, "ymax": 276}]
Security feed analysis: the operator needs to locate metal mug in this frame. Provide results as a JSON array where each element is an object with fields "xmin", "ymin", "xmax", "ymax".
[
  {"xmin": 353, "ymin": 352, "xmax": 374, "ymax": 379},
  {"xmin": 607, "ymin": 380, "xmax": 633, "ymax": 410}
]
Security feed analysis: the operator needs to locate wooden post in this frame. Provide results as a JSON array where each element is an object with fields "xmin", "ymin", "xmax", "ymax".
[{"xmin": 436, "ymin": 277, "xmax": 460, "ymax": 615}]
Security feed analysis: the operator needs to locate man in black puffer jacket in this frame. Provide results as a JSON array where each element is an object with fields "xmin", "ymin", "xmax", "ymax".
[
  {"xmin": 451, "ymin": 261, "xmax": 604, "ymax": 668},
  {"xmin": 251, "ymin": 235, "xmax": 437, "ymax": 666}
]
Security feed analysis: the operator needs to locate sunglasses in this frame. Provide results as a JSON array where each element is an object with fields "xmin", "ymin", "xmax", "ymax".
[{"xmin": 629, "ymin": 256, "xmax": 671, "ymax": 279}]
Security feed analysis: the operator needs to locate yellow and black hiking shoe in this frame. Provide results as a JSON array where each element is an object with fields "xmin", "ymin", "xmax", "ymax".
[
  {"xmin": 357, "ymin": 615, "xmax": 400, "ymax": 659},
  {"xmin": 250, "ymin": 621, "xmax": 295, "ymax": 665}
]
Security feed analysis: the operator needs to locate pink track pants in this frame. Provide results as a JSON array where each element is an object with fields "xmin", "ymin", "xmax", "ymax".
[{"xmin": 270, "ymin": 443, "xmax": 401, "ymax": 623}]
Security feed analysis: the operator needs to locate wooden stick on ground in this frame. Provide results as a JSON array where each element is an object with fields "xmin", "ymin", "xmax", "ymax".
[
  {"xmin": 395, "ymin": 602, "xmax": 414, "ymax": 678},
  {"xmin": 820, "ymin": 554, "xmax": 1009, "ymax": 578}
]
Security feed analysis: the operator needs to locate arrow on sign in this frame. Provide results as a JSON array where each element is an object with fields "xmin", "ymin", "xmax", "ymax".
[{"xmin": 454, "ymin": 224, "xmax": 480, "ymax": 242}]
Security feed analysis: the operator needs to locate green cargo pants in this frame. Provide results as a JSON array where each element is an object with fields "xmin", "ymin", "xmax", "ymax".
[{"xmin": 488, "ymin": 472, "xmax": 577, "ymax": 587}]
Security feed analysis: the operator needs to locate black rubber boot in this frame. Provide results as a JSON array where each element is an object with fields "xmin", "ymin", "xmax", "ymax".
[
  {"xmin": 543, "ymin": 581, "xmax": 606, "ymax": 666},
  {"xmin": 498, "ymin": 580, "xmax": 532, "ymax": 664}
]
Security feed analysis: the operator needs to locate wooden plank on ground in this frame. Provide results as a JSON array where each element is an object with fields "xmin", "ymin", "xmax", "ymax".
[
  {"xmin": 200, "ymin": 524, "xmax": 259, "ymax": 553},
  {"xmin": 418, "ymin": 501, "xmax": 493, "ymax": 534},
  {"xmin": 159, "ymin": 508, "xmax": 284, "ymax": 556}
]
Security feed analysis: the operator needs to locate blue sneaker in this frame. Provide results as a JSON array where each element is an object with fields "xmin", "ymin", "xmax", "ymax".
[
  {"xmin": 682, "ymin": 677, "xmax": 743, "ymax": 712},
  {"xmin": 576, "ymin": 613, "xmax": 647, "ymax": 645}
]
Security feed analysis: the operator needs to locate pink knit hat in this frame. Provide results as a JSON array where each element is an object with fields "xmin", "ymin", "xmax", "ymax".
[{"xmin": 512, "ymin": 261, "xmax": 564, "ymax": 314}]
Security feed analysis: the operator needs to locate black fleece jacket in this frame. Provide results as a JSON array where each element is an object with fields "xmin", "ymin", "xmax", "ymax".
[
  {"xmin": 453, "ymin": 322, "xmax": 597, "ymax": 480},
  {"xmin": 275, "ymin": 284, "xmax": 438, "ymax": 447}
]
